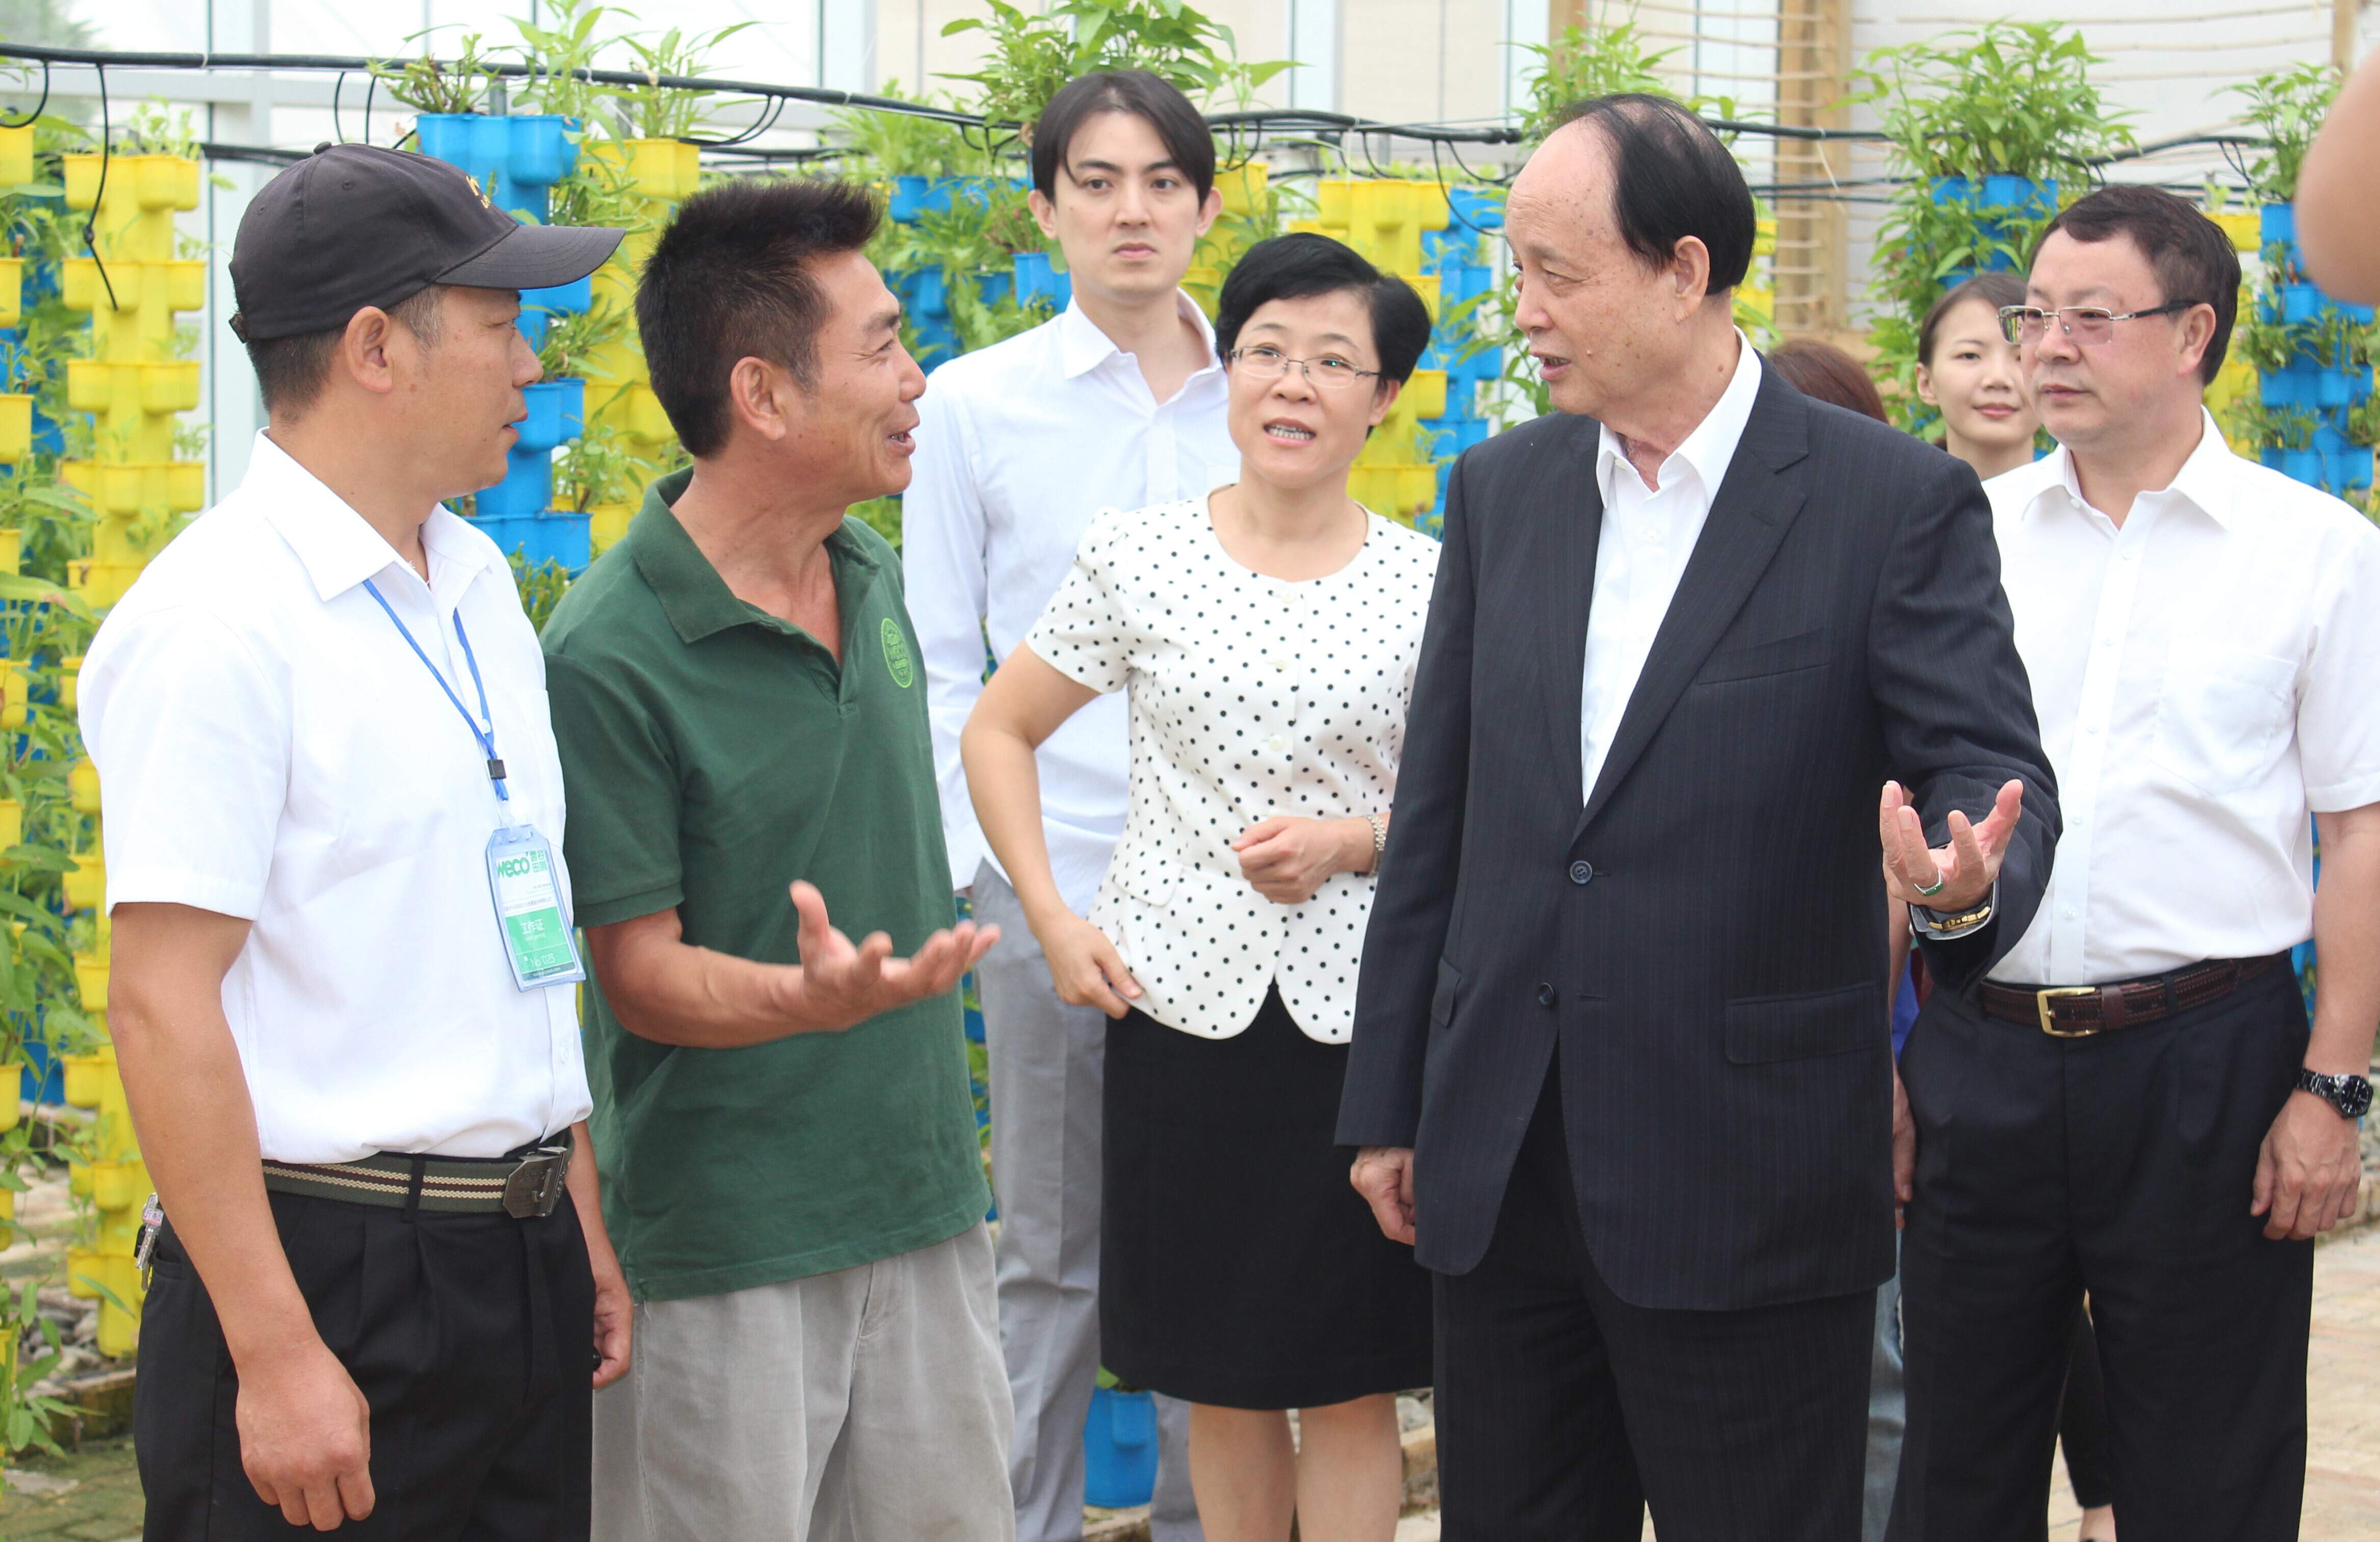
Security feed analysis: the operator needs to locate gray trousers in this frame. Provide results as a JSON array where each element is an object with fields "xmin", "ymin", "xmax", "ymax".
[
  {"xmin": 1864, "ymin": 1246, "xmax": 1905, "ymax": 1542},
  {"xmin": 591, "ymin": 1223, "xmax": 1013, "ymax": 1542},
  {"xmin": 972, "ymin": 864, "xmax": 1200, "ymax": 1542}
]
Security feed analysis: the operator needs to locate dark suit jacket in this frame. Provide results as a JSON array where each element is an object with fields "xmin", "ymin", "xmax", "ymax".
[{"xmin": 1336, "ymin": 365, "xmax": 2059, "ymax": 1311}]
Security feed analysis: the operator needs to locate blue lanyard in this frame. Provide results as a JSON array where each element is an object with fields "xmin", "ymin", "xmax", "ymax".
[{"xmin": 360, "ymin": 579, "xmax": 509, "ymax": 805}]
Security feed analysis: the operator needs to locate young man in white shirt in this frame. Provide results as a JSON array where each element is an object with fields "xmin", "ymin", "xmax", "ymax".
[
  {"xmin": 1894, "ymin": 184, "xmax": 2380, "ymax": 1541},
  {"xmin": 903, "ymin": 69, "xmax": 1234, "ymax": 1542},
  {"xmin": 84, "ymin": 146, "xmax": 626, "ymax": 1536}
]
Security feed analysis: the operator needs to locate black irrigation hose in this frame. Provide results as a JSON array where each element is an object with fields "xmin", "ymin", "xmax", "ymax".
[
  {"xmin": 81, "ymin": 62, "xmax": 118, "ymax": 313},
  {"xmin": 0, "ymin": 57, "xmax": 48, "ymax": 128}
]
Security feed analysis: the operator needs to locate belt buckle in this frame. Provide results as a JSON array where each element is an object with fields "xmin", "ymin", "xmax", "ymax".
[
  {"xmin": 501, "ymin": 1148, "xmax": 571, "ymax": 1219},
  {"xmin": 2036, "ymin": 986, "xmax": 2099, "ymax": 1037}
]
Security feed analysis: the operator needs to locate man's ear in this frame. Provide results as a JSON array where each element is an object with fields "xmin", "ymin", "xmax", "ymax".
[
  {"xmin": 1029, "ymin": 187, "xmax": 1059, "ymax": 242},
  {"xmin": 725, "ymin": 355, "xmax": 798, "ymax": 443},
  {"xmin": 340, "ymin": 306, "xmax": 401, "ymax": 397},
  {"xmin": 1670, "ymin": 236, "xmax": 1714, "ymax": 320},
  {"xmin": 2177, "ymin": 303, "xmax": 2219, "ymax": 380}
]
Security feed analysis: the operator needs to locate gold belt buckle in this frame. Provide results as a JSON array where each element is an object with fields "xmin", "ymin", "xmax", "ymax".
[{"xmin": 2036, "ymin": 986, "xmax": 2099, "ymax": 1037}]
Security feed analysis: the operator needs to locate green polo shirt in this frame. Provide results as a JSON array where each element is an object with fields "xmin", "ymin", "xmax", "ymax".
[{"xmin": 542, "ymin": 469, "xmax": 988, "ymax": 1303}]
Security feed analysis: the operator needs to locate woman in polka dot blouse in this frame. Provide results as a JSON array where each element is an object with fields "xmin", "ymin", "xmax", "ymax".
[{"xmin": 964, "ymin": 233, "xmax": 1442, "ymax": 1542}]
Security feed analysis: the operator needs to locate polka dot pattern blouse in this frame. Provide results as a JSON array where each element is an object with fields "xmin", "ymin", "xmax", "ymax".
[{"xmin": 1025, "ymin": 496, "xmax": 1441, "ymax": 1043}]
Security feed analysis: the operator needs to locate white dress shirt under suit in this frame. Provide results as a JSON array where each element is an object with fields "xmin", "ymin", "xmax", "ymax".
[
  {"xmin": 1985, "ymin": 410, "xmax": 2380, "ymax": 986},
  {"xmin": 1582, "ymin": 330, "xmax": 1765, "ymax": 795},
  {"xmin": 905, "ymin": 294, "xmax": 1237, "ymax": 912},
  {"xmin": 80, "ymin": 432, "xmax": 592, "ymax": 1164}
]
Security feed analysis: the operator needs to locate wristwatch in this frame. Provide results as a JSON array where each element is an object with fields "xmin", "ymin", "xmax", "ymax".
[
  {"xmin": 2297, "ymin": 1068, "xmax": 2374, "ymax": 1119},
  {"xmin": 1908, "ymin": 879, "xmax": 1998, "ymax": 940}
]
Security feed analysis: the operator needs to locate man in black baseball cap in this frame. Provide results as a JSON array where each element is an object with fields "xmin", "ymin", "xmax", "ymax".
[{"xmin": 92, "ymin": 140, "xmax": 627, "ymax": 1539}]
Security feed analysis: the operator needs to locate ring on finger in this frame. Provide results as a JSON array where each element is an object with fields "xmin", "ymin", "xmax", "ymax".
[{"xmin": 1914, "ymin": 874, "xmax": 1945, "ymax": 898}]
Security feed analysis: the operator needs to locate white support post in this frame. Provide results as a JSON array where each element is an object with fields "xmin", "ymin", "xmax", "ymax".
[
  {"xmin": 822, "ymin": 0, "xmax": 877, "ymax": 94},
  {"xmin": 1504, "ymin": 0, "xmax": 1550, "ymax": 125},
  {"xmin": 1285, "ymin": 0, "xmax": 1340, "ymax": 114},
  {"xmin": 203, "ymin": 0, "xmax": 273, "ymax": 504}
]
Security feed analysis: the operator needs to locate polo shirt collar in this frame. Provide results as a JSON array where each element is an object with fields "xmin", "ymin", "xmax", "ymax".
[
  {"xmin": 248, "ymin": 430, "xmax": 504, "ymax": 603},
  {"xmin": 1056, "ymin": 290, "xmax": 1220, "ymax": 380},
  {"xmin": 625, "ymin": 466, "xmax": 881, "ymax": 646},
  {"xmin": 2029, "ymin": 407, "xmax": 2239, "ymax": 531}
]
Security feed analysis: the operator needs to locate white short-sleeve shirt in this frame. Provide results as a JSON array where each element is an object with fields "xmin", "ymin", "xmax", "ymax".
[
  {"xmin": 1026, "ymin": 497, "xmax": 1441, "ymax": 1042},
  {"xmin": 80, "ymin": 432, "xmax": 593, "ymax": 1162},
  {"xmin": 1985, "ymin": 410, "xmax": 2380, "ymax": 984}
]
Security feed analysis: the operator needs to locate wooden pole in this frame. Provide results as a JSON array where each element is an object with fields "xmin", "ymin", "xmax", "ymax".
[
  {"xmin": 1772, "ymin": 0, "xmax": 1851, "ymax": 337},
  {"xmin": 2335, "ymin": 0, "xmax": 2358, "ymax": 71}
]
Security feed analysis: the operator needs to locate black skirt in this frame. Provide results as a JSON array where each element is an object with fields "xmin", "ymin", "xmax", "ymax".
[{"xmin": 1100, "ymin": 987, "xmax": 1434, "ymax": 1409}]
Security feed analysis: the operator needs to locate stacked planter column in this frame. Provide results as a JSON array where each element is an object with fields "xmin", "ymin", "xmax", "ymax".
[
  {"xmin": 1289, "ymin": 180, "xmax": 1449, "ymax": 527},
  {"xmin": 578, "ymin": 139, "xmax": 700, "ymax": 554},
  {"xmin": 1931, "ymin": 176, "xmax": 2056, "ymax": 291},
  {"xmin": 54, "ymin": 148, "xmax": 206, "ymax": 1357},
  {"xmin": 417, "ymin": 115, "xmax": 595, "ymax": 569},
  {"xmin": 880, "ymin": 175, "xmax": 1038, "ymax": 372},
  {"xmin": 2253, "ymin": 202, "xmax": 2375, "ymax": 494},
  {"xmin": 0, "ymin": 124, "xmax": 33, "ymax": 571},
  {"xmin": 1418, "ymin": 187, "xmax": 1506, "ymax": 537}
]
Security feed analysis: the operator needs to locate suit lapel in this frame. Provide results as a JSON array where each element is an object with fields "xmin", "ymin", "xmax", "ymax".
[
  {"xmin": 1536, "ymin": 417, "xmax": 1604, "ymax": 809},
  {"xmin": 1573, "ymin": 371, "xmax": 1812, "ymax": 842}
]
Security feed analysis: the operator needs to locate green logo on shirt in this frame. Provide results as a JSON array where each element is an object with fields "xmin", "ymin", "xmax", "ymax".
[{"xmin": 881, "ymin": 617, "xmax": 914, "ymax": 688}]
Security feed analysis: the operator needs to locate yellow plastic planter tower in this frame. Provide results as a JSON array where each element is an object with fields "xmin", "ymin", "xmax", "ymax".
[
  {"xmin": 52, "ymin": 148, "xmax": 203, "ymax": 1358},
  {"xmin": 1289, "ymin": 179, "xmax": 1451, "ymax": 525},
  {"xmin": 581, "ymin": 139, "xmax": 700, "ymax": 529},
  {"xmin": 0, "ymin": 125, "xmax": 33, "ymax": 569},
  {"xmin": 62, "ymin": 151, "xmax": 205, "ymax": 607}
]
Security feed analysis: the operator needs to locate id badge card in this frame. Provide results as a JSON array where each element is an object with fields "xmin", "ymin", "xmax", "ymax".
[{"xmin": 486, "ymin": 824, "xmax": 587, "ymax": 992}]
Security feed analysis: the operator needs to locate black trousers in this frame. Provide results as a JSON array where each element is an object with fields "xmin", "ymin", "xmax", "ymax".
[
  {"xmin": 2060, "ymin": 1305, "xmax": 2112, "ymax": 1513},
  {"xmin": 136, "ymin": 1187, "xmax": 594, "ymax": 1541},
  {"xmin": 1434, "ymin": 1067, "xmax": 1875, "ymax": 1541},
  {"xmin": 1893, "ymin": 965, "xmax": 2313, "ymax": 1542}
]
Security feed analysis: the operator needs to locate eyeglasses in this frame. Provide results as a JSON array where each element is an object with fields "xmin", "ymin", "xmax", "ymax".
[
  {"xmin": 1225, "ymin": 345, "xmax": 1381, "ymax": 390},
  {"xmin": 1998, "ymin": 301, "xmax": 2207, "ymax": 347}
]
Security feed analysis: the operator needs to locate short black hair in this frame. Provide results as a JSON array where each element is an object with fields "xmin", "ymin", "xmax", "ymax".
[
  {"xmin": 242, "ymin": 284, "xmax": 446, "ymax": 416},
  {"xmin": 1918, "ymin": 271, "xmax": 2026, "ymax": 368},
  {"xmin": 636, "ymin": 176, "xmax": 883, "ymax": 458},
  {"xmin": 1214, "ymin": 232, "xmax": 1433, "ymax": 386},
  {"xmin": 1551, "ymin": 93, "xmax": 1755, "ymax": 295},
  {"xmin": 2034, "ymin": 184, "xmax": 2239, "ymax": 385},
  {"xmin": 1030, "ymin": 70, "xmax": 1216, "ymax": 203}
]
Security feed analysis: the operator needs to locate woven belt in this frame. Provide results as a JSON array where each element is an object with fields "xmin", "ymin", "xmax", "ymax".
[
  {"xmin": 1978, "ymin": 954, "xmax": 2282, "ymax": 1038},
  {"xmin": 261, "ymin": 1137, "xmax": 574, "ymax": 1218}
]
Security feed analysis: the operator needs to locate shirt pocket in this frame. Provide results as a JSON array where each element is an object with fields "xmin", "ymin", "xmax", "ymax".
[
  {"xmin": 1115, "ymin": 852, "xmax": 1180, "ymax": 909},
  {"xmin": 2154, "ymin": 643, "xmax": 2296, "ymax": 797}
]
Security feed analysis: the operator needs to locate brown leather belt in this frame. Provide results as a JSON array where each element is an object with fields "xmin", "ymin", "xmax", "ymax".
[{"xmin": 1978, "ymin": 954, "xmax": 2283, "ymax": 1037}]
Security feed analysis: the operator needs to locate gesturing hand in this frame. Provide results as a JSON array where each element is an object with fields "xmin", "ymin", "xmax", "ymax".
[
  {"xmin": 2252, "ymin": 1091, "xmax": 2366, "ymax": 1240},
  {"xmin": 237, "ymin": 1337, "xmax": 376, "ymax": 1530},
  {"xmin": 780, "ymin": 880, "xmax": 998, "ymax": 1032},
  {"xmin": 1879, "ymin": 779, "xmax": 2025, "ymax": 913}
]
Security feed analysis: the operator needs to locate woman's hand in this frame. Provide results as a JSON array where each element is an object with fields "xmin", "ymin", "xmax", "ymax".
[
  {"xmin": 1035, "ymin": 910, "xmax": 1144, "ymax": 1020},
  {"xmin": 1232, "ymin": 816, "xmax": 1373, "ymax": 905}
]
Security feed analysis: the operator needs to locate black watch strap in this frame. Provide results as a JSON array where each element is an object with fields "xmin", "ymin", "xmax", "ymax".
[{"xmin": 2298, "ymin": 1068, "xmax": 2374, "ymax": 1119}]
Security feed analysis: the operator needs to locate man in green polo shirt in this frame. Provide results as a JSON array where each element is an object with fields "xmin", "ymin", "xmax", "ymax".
[{"xmin": 542, "ymin": 177, "xmax": 1012, "ymax": 1540}]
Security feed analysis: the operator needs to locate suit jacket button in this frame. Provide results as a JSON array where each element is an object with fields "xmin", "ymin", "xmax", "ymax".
[
  {"xmin": 1568, "ymin": 859, "xmax": 1595, "ymax": 885},
  {"xmin": 1536, "ymin": 983, "xmax": 1558, "ymax": 1008}
]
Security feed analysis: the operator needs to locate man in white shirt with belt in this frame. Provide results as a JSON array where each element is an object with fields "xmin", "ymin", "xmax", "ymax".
[
  {"xmin": 904, "ymin": 69, "xmax": 1233, "ymax": 1542},
  {"xmin": 1893, "ymin": 184, "xmax": 2380, "ymax": 1542},
  {"xmin": 84, "ymin": 145, "xmax": 626, "ymax": 1537}
]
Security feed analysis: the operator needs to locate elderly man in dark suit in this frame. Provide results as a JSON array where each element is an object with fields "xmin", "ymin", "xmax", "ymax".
[{"xmin": 1336, "ymin": 94, "xmax": 2060, "ymax": 1540}]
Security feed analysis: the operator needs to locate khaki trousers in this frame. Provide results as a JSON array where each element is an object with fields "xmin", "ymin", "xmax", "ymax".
[{"xmin": 593, "ymin": 1223, "xmax": 1015, "ymax": 1542}]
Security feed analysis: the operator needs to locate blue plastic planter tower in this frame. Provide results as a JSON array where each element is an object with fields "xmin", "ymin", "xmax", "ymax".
[
  {"xmin": 416, "ymin": 113, "xmax": 595, "ymax": 569},
  {"xmin": 1930, "ymin": 177, "xmax": 2057, "ymax": 291},
  {"xmin": 1083, "ymin": 1386, "xmax": 1159, "ymax": 1508},
  {"xmin": 1417, "ymin": 186, "xmax": 1506, "ymax": 536},
  {"xmin": 2253, "ymin": 201, "xmax": 2375, "ymax": 496}
]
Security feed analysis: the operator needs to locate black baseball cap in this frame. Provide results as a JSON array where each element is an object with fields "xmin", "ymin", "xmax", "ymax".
[{"xmin": 229, "ymin": 142, "xmax": 626, "ymax": 342}]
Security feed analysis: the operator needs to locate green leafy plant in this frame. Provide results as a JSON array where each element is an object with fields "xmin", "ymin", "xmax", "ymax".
[
  {"xmin": 2232, "ymin": 62, "xmax": 2340, "ymax": 205},
  {"xmin": 504, "ymin": 0, "xmax": 622, "ymax": 124},
  {"xmin": 1856, "ymin": 23, "xmax": 2131, "ymax": 430},
  {"xmin": 1512, "ymin": 22, "xmax": 1686, "ymax": 144},
  {"xmin": 534, "ymin": 302, "xmax": 634, "ymax": 383},
  {"xmin": 372, "ymin": 28, "xmax": 499, "ymax": 118},
  {"xmin": 614, "ymin": 20, "xmax": 756, "ymax": 140},
  {"xmin": 849, "ymin": 495, "xmax": 904, "ymax": 552},
  {"xmin": 509, "ymin": 552, "xmax": 574, "ymax": 633},
  {"xmin": 833, "ymin": 84, "xmax": 990, "ymax": 182},
  {"xmin": 940, "ymin": 0, "xmax": 1287, "ymax": 138},
  {"xmin": 553, "ymin": 419, "xmax": 655, "ymax": 514}
]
